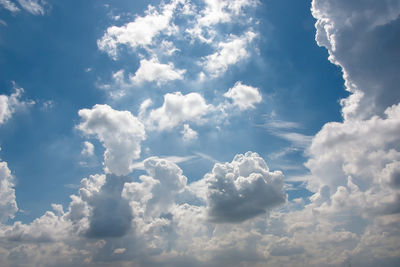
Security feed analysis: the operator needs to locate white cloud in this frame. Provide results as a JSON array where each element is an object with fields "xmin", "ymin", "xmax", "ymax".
[
  {"xmin": 130, "ymin": 57, "xmax": 185, "ymax": 85},
  {"xmin": 306, "ymin": 103, "xmax": 400, "ymax": 192},
  {"xmin": 141, "ymin": 91, "xmax": 211, "ymax": 131},
  {"xmin": 97, "ymin": 0, "xmax": 182, "ymax": 59},
  {"xmin": 223, "ymin": 81, "xmax": 262, "ymax": 110},
  {"xmin": 311, "ymin": 0, "xmax": 400, "ymax": 119},
  {"xmin": 0, "ymin": 83, "xmax": 34, "ymax": 125},
  {"xmin": 202, "ymin": 31, "xmax": 256, "ymax": 77},
  {"xmin": 17, "ymin": 0, "xmax": 47, "ymax": 15},
  {"xmin": 0, "ymin": 161, "xmax": 18, "ymax": 222},
  {"xmin": 181, "ymin": 123, "xmax": 198, "ymax": 142},
  {"xmin": 203, "ymin": 151, "xmax": 286, "ymax": 223},
  {"xmin": 2, "ymin": 1, "xmax": 400, "ymax": 266},
  {"xmin": 187, "ymin": 0, "xmax": 258, "ymax": 43},
  {"xmin": 81, "ymin": 141, "xmax": 94, "ymax": 157},
  {"xmin": 113, "ymin": 248, "xmax": 126, "ymax": 254},
  {"xmin": 0, "ymin": 0, "xmax": 20, "ymax": 13},
  {"xmin": 77, "ymin": 104, "xmax": 145, "ymax": 176}
]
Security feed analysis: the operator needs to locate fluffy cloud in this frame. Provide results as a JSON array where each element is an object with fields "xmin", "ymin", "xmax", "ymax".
[
  {"xmin": 0, "ymin": 161, "xmax": 18, "ymax": 222},
  {"xmin": 98, "ymin": 0, "xmax": 182, "ymax": 59},
  {"xmin": 130, "ymin": 57, "xmax": 186, "ymax": 85},
  {"xmin": 81, "ymin": 141, "xmax": 94, "ymax": 157},
  {"xmin": 0, "ymin": 152, "xmax": 288, "ymax": 266},
  {"xmin": 2, "ymin": 0, "xmax": 400, "ymax": 266},
  {"xmin": 0, "ymin": 84, "xmax": 33, "ymax": 125},
  {"xmin": 181, "ymin": 124, "xmax": 198, "ymax": 142},
  {"xmin": 202, "ymin": 31, "xmax": 257, "ymax": 77},
  {"xmin": 140, "ymin": 92, "xmax": 211, "ymax": 131},
  {"xmin": 312, "ymin": 0, "xmax": 400, "ymax": 119},
  {"xmin": 204, "ymin": 152, "xmax": 286, "ymax": 223},
  {"xmin": 223, "ymin": 81, "xmax": 262, "ymax": 110},
  {"xmin": 187, "ymin": 0, "xmax": 258, "ymax": 43},
  {"xmin": 77, "ymin": 104, "xmax": 146, "ymax": 176}
]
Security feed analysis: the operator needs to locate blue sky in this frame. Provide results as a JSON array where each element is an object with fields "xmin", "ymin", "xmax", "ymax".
[{"xmin": 0, "ymin": 0, "xmax": 399, "ymax": 266}]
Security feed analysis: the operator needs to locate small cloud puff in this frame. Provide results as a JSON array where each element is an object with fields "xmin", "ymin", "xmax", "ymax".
[{"xmin": 224, "ymin": 81, "xmax": 262, "ymax": 110}]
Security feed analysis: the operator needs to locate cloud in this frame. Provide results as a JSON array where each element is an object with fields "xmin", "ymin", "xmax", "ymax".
[
  {"xmin": 181, "ymin": 124, "xmax": 198, "ymax": 142},
  {"xmin": 17, "ymin": 0, "xmax": 47, "ymax": 15},
  {"xmin": 77, "ymin": 104, "xmax": 146, "ymax": 176},
  {"xmin": 312, "ymin": 0, "xmax": 400, "ymax": 119},
  {"xmin": 2, "ymin": 1, "xmax": 400, "ymax": 266},
  {"xmin": 130, "ymin": 57, "xmax": 186, "ymax": 86},
  {"xmin": 187, "ymin": 0, "xmax": 258, "ymax": 43},
  {"xmin": 0, "ymin": 161, "xmax": 18, "ymax": 222},
  {"xmin": 140, "ymin": 92, "xmax": 211, "ymax": 131},
  {"xmin": 81, "ymin": 141, "xmax": 94, "ymax": 157},
  {"xmin": 85, "ymin": 174, "xmax": 133, "ymax": 238},
  {"xmin": 0, "ymin": 83, "xmax": 34, "ymax": 125},
  {"xmin": 123, "ymin": 157, "xmax": 188, "ymax": 218},
  {"xmin": 202, "ymin": 31, "xmax": 257, "ymax": 77},
  {"xmin": 97, "ymin": 0, "xmax": 182, "ymax": 59},
  {"xmin": 223, "ymin": 81, "xmax": 262, "ymax": 110},
  {"xmin": 306, "ymin": 103, "xmax": 400, "ymax": 193},
  {"xmin": 204, "ymin": 152, "xmax": 286, "ymax": 223},
  {"xmin": 0, "ymin": 0, "xmax": 20, "ymax": 13}
]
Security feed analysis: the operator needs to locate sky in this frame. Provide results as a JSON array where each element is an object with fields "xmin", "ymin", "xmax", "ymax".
[{"xmin": 0, "ymin": 0, "xmax": 399, "ymax": 266}]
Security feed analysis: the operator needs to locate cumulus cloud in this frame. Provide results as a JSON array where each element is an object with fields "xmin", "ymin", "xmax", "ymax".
[
  {"xmin": 123, "ymin": 157, "xmax": 188, "ymax": 219},
  {"xmin": 202, "ymin": 31, "xmax": 257, "ymax": 77},
  {"xmin": 0, "ymin": 83, "xmax": 34, "ymax": 125},
  {"xmin": 77, "ymin": 104, "xmax": 146, "ymax": 176},
  {"xmin": 203, "ymin": 152, "xmax": 286, "ymax": 223},
  {"xmin": 85, "ymin": 174, "xmax": 133, "ymax": 238},
  {"xmin": 223, "ymin": 81, "xmax": 262, "ymax": 110},
  {"xmin": 181, "ymin": 124, "xmax": 198, "ymax": 142},
  {"xmin": 81, "ymin": 141, "xmax": 94, "ymax": 157},
  {"xmin": 140, "ymin": 92, "xmax": 211, "ymax": 131},
  {"xmin": 2, "ymin": 0, "xmax": 400, "ymax": 266},
  {"xmin": 0, "ymin": 161, "xmax": 18, "ymax": 222},
  {"xmin": 130, "ymin": 57, "xmax": 186, "ymax": 85},
  {"xmin": 98, "ymin": 0, "xmax": 182, "ymax": 59},
  {"xmin": 187, "ymin": 0, "xmax": 258, "ymax": 43},
  {"xmin": 312, "ymin": 0, "xmax": 400, "ymax": 119}
]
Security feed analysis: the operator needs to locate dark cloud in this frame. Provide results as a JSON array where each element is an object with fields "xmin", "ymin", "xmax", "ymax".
[{"xmin": 86, "ymin": 174, "xmax": 133, "ymax": 238}]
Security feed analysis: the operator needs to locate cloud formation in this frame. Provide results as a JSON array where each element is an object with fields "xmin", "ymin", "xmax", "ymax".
[
  {"xmin": 0, "ymin": 0, "xmax": 20, "ymax": 13},
  {"xmin": 202, "ymin": 31, "xmax": 256, "ymax": 77},
  {"xmin": 98, "ymin": 0, "xmax": 183, "ymax": 59},
  {"xmin": 0, "ymin": 161, "xmax": 18, "ymax": 222},
  {"xmin": 0, "ymin": 84, "xmax": 33, "ymax": 125},
  {"xmin": 130, "ymin": 57, "xmax": 186, "ymax": 86},
  {"xmin": 312, "ymin": 0, "xmax": 400, "ymax": 119},
  {"xmin": 204, "ymin": 152, "xmax": 286, "ymax": 223},
  {"xmin": 224, "ymin": 81, "xmax": 262, "ymax": 110},
  {"xmin": 140, "ymin": 92, "xmax": 210, "ymax": 131},
  {"xmin": 77, "ymin": 104, "xmax": 146, "ymax": 176}
]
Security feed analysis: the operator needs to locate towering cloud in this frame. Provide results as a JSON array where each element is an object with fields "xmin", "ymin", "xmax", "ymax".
[
  {"xmin": 77, "ymin": 104, "xmax": 146, "ymax": 176},
  {"xmin": 0, "ymin": 161, "xmax": 18, "ymax": 222}
]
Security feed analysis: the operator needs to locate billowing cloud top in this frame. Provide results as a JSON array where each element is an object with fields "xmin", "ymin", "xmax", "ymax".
[{"xmin": 77, "ymin": 104, "xmax": 146, "ymax": 176}]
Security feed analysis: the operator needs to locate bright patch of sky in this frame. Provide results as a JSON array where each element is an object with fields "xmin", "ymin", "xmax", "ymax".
[{"xmin": 1, "ymin": 0, "xmax": 399, "ymax": 266}]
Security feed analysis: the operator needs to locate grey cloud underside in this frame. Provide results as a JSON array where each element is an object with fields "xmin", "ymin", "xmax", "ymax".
[
  {"xmin": 205, "ymin": 152, "xmax": 286, "ymax": 223},
  {"xmin": 85, "ymin": 174, "xmax": 133, "ymax": 238}
]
